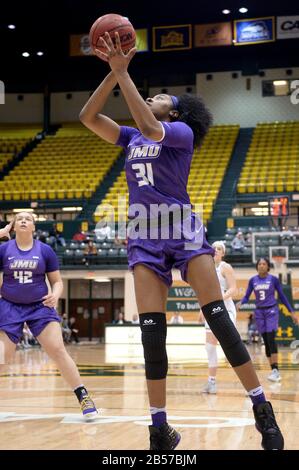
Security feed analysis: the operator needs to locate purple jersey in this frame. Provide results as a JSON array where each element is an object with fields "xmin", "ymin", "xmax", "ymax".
[
  {"xmin": 0, "ymin": 239, "xmax": 59, "ymax": 304},
  {"xmin": 241, "ymin": 274, "xmax": 294, "ymax": 312},
  {"xmin": 116, "ymin": 121, "xmax": 194, "ymax": 218}
]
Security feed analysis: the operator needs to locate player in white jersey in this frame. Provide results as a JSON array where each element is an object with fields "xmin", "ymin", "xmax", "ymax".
[{"xmin": 202, "ymin": 241, "xmax": 237, "ymax": 393}]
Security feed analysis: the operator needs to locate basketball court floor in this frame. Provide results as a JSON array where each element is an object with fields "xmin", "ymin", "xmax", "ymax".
[{"xmin": 0, "ymin": 343, "xmax": 298, "ymax": 450}]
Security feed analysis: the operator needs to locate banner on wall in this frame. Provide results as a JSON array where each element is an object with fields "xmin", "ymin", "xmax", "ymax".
[
  {"xmin": 195, "ymin": 22, "xmax": 232, "ymax": 47},
  {"xmin": 153, "ymin": 24, "xmax": 191, "ymax": 52},
  {"xmin": 70, "ymin": 29, "xmax": 148, "ymax": 56},
  {"xmin": 277, "ymin": 16, "xmax": 299, "ymax": 39},
  {"xmin": 234, "ymin": 17, "xmax": 275, "ymax": 45}
]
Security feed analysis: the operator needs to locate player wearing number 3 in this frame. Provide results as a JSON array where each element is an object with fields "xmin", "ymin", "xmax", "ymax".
[
  {"xmin": 237, "ymin": 258, "xmax": 298, "ymax": 382},
  {"xmin": 80, "ymin": 32, "xmax": 284, "ymax": 450},
  {"xmin": 0, "ymin": 212, "xmax": 98, "ymax": 420}
]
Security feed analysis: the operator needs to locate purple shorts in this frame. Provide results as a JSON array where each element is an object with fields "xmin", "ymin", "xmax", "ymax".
[
  {"xmin": 128, "ymin": 212, "xmax": 214, "ymax": 287},
  {"xmin": 0, "ymin": 297, "xmax": 61, "ymax": 344},
  {"xmin": 254, "ymin": 305, "xmax": 279, "ymax": 334}
]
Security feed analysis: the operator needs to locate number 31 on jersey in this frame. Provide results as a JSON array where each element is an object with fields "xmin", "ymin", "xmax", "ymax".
[{"xmin": 132, "ymin": 163, "xmax": 155, "ymax": 187}]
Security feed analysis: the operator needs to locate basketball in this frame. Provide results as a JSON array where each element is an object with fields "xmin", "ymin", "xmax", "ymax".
[{"xmin": 89, "ymin": 13, "xmax": 136, "ymax": 56}]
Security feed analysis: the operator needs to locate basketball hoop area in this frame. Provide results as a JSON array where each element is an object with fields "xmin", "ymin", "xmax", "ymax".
[{"xmin": 252, "ymin": 230, "xmax": 299, "ymax": 284}]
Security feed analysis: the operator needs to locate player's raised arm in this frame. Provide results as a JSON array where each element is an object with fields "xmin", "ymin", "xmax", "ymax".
[
  {"xmin": 79, "ymin": 71, "xmax": 121, "ymax": 144},
  {"xmin": 100, "ymin": 32, "xmax": 164, "ymax": 142},
  {"xmin": 0, "ymin": 221, "xmax": 13, "ymax": 240}
]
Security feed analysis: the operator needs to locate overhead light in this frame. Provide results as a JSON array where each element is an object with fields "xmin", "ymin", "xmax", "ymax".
[
  {"xmin": 258, "ymin": 201, "xmax": 268, "ymax": 206},
  {"xmin": 62, "ymin": 206, "xmax": 82, "ymax": 211},
  {"xmin": 8, "ymin": 24, "xmax": 16, "ymax": 29},
  {"xmin": 94, "ymin": 278, "xmax": 111, "ymax": 283},
  {"xmin": 239, "ymin": 7, "xmax": 248, "ymax": 13},
  {"xmin": 13, "ymin": 208, "xmax": 34, "ymax": 213},
  {"xmin": 22, "ymin": 52, "xmax": 30, "ymax": 57},
  {"xmin": 222, "ymin": 9, "xmax": 230, "ymax": 14},
  {"xmin": 273, "ymin": 80, "xmax": 287, "ymax": 86},
  {"xmin": 36, "ymin": 51, "xmax": 44, "ymax": 56}
]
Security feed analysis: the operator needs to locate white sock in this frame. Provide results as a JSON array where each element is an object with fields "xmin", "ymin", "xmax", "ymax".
[
  {"xmin": 208, "ymin": 376, "xmax": 216, "ymax": 383},
  {"xmin": 248, "ymin": 385, "xmax": 264, "ymax": 397},
  {"xmin": 150, "ymin": 406, "xmax": 166, "ymax": 415}
]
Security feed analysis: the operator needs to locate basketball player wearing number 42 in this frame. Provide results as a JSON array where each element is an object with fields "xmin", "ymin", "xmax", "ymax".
[
  {"xmin": 80, "ymin": 32, "xmax": 284, "ymax": 450},
  {"xmin": 237, "ymin": 257, "xmax": 299, "ymax": 383},
  {"xmin": 0, "ymin": 214, "xmax": 98, "ymax": 421}
]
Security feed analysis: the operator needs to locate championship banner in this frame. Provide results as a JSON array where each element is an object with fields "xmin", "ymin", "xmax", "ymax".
[
  {"xmin": 195, "ymin": 22, "xmax": 232, "ymax": 47},
  {"xmin": 153, "ymin": 24, "xmax": 191, "ymax": 52},
  {"xmin": 70, "ymin": 29, "xmax": 148, "ymax": 56},
  {"xmin": 277, "ymin": 16, "xmax": 299, "ymax": 40},
  {"xmin": 234, "ymin": 17, "xmax": 275, "ymax": 45}
]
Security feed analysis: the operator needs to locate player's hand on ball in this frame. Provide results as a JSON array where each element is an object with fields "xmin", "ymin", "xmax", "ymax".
[
  {"xmin": 42, "ymin": 293, "xmax": 58, "ymax": 308},
  {"xmin": 96, "ymin": 32, "xmax": 137, "ymax": 71},
  {"xmin": 0, "ymin": 221, "xmax": 13, "ymax": 239}
]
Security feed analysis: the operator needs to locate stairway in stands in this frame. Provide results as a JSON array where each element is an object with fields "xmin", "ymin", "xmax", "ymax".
[
  {"xmin": 78, "ymin": 151, "xmax": 125, "ymax": 221},
  {"xmin": 207, "ymin": 128, "xmax": 254, "ymax": 239}
]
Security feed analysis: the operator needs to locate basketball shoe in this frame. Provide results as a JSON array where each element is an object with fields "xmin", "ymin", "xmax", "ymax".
[
  {"xmin": 267, "ymin": 369, "xmax": 281, "ymax": 382},
  {"xmin": 253, "ymin": 401, "xmax": 284, "ymax": 450},
  {"xmin": 149, "ymin": 423, "xmax": 181, "ymax": 450},
  {"xmin": 80, "ymin": 395, "xmax": 98, "ymax": 421},
  {"xmin": 201, "ymin": 381, "xmax": 217, "ymax": 394}
]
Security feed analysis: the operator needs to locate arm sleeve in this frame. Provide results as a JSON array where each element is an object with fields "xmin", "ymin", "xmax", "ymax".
[
  {"xmin": 115, "ymin": 126, "xmax": 138, "ymax": 148},
  {"xmin": 158, "ymin": 121, "xmax": 194, "ymax": 149},
  {"xmin": 42, "ymin": 244, "xmax": 59, "ymax": 273},
  {"xmin": 241, "ymin": 278, "xmax": 254, "ymax": 304},
  {"xmin": 274, "ymin": 276, "xmax": 295, "ymax": 312}
]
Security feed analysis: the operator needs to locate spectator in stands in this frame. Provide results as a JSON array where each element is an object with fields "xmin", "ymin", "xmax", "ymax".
[
  {"xmin": 113, "ymin": 312, "xmax": 130, "ymax": 324},
  {"xmin": 245, "ymin": 230, "xmax": 253, "ymax": 245},
  {"xmin": 21, "ymin": 323, "xmax": 36, "ymax": 348},
  {"xmin": 95, "ymin": 221, "xmax": 112, "ymax": 240},
  {"xmin": 169, "ymin": 312, "xmax": 184, "ymax": 324},
  {"xmin": 280, "ymin": 226, "xmax": 295, "ymax": 242},
  {"xmin": 68, "ymin": 317, "xmax": 80, "ymax": 344},
  {"xmin": 247, "ymin": 314, "xmax": 260, "ymax": 345},
  {"xmin": 83, "ymin": 240, "xmax": 97, "ymax": 266},
  {"xmin": 53, "ymin": 224, "xmax": 66, "ymax": 248},
  {"xmin": 61, "ymin": 313, "xmax": 71, "ymax": 343},
  {"xmin": 72, "ymin": 231, "xmax": 87, "ymax": 241},
  {"xmin": 114, "ymin": 234, "xmax": 128, "ymax": 247},
  {"xmin": 231, "ymin": 231, "xmax": 246, "ymax": 253},
  {"xmin": 84, "ymin": 240, "xmax": 97, "ymax": 255},
  {"xmin": 48, "ymin": 227, "xmax": 58, "ymax": 250}
]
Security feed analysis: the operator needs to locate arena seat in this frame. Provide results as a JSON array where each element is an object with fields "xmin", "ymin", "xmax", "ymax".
[
  {"xmin": 96, "ymin": 124, "xmax": 239, "ymax": 225},
  {"xmin": 238, "ymin": 121, "xmax": 299, "ymax": 193},
  {"xmin": 0, "ymin": 122, "xmax": 122, "ymax": 200}
]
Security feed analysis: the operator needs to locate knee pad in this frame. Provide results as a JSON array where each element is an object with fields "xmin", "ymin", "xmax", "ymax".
[
  {"xmin": 262, "ymin": 333, "xmax": 271, "ymax": 357},
  {"xmin": 139, "ymin": 312, "xmax": 168, "ymax": 380},
  {"xmin": 202, "ymin": 300, "xmax": 250, "ymax": 367},
  {"xmin": 205, "ymin": 342, "xmax": 218, "ymax": 368},
  {"xmin": 267, "ymin": 331, "xmax": 278, "ymax": 355}
]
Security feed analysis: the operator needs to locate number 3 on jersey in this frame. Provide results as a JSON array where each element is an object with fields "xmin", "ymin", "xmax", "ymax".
[
  {"xmin": 132, "ymin": 163, "xmax": 154, "ymax": 187},
  {"xmin": 259, "ymin": 290, "xmax": 266, "ymax": 301},
  {"xmin": 14, "ymin": 271, "xmax": 33, "ymax": 284}
]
